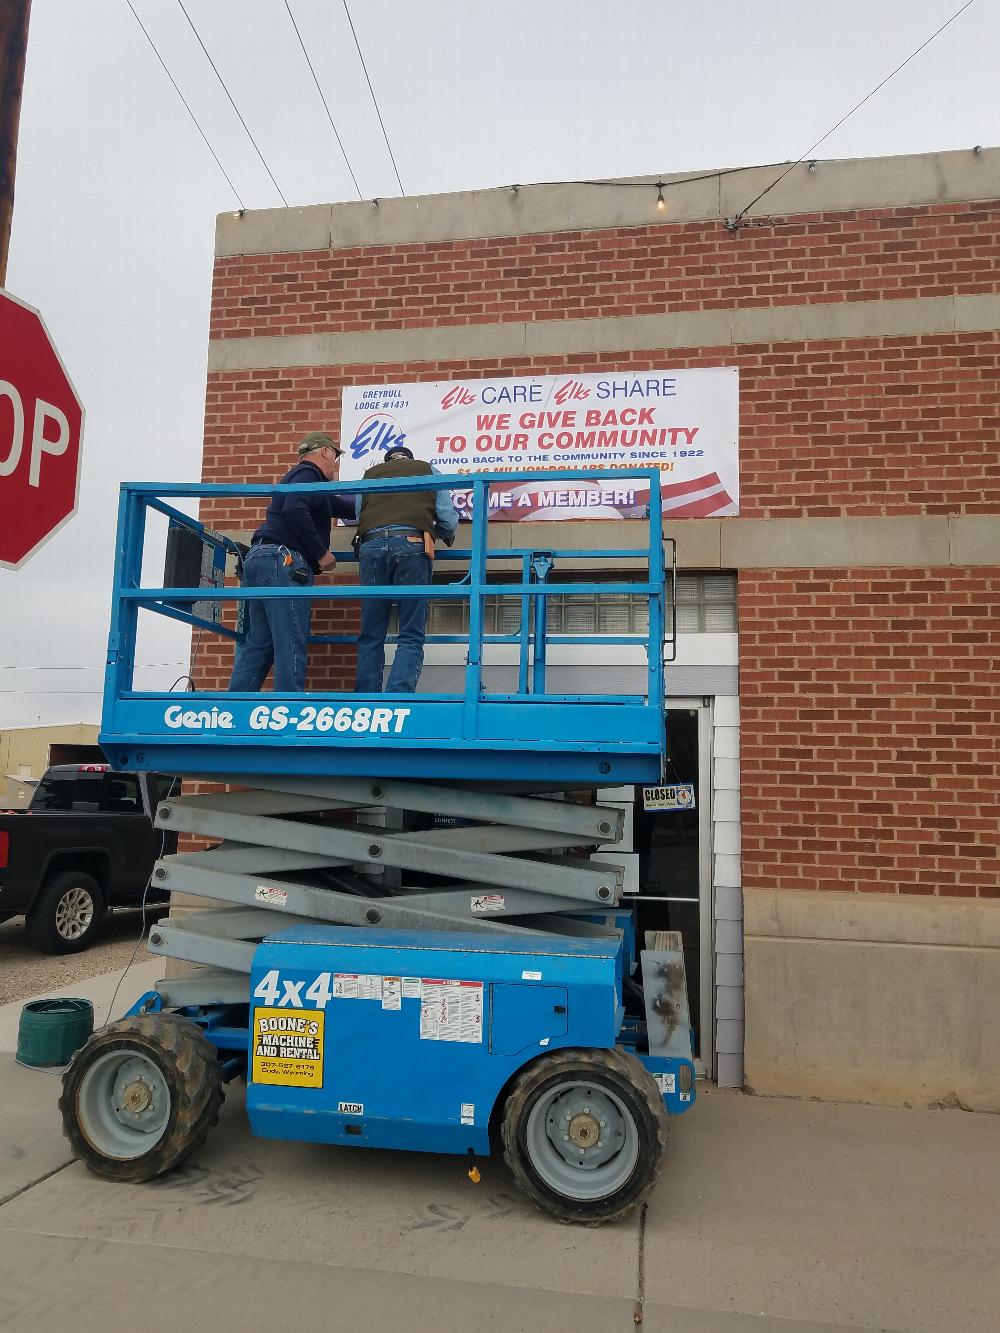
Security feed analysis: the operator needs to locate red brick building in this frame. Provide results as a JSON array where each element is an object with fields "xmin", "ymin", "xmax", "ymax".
[{"xmin": 196, "ymin": 147, "xmax": 1000, "ymax": 1106}]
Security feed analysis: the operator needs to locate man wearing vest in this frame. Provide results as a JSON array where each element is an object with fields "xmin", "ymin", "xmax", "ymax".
[{"xmin": 354, "ymin": 445, "xmax": 459, "ymax": 693}]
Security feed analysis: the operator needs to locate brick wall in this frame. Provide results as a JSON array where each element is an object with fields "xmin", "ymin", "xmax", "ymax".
[
  {"xmin": 204, "ymin": 333, "xmax": 1000, "ymax": 521},
  {"xmin": 202, "ymin": 192, "xmax": 1000, "ymax": 903},
  {"xmin": 210, "ymin": 202, "xmax": 1000, "ymax": 340},
  {"xmin": 739, "ymin": 567, "xmax": 1000, "ymax": 898}
]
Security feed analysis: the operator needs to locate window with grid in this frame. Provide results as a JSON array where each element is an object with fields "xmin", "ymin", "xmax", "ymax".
[{"xmin": 425, "ymin": 571, "xmax": 737, "ymax": 636}]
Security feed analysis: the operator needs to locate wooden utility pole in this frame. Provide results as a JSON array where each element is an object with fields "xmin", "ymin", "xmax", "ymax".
[{"xmin": 0, "ymin": 0, "xmax": 31, "ymax": 287}]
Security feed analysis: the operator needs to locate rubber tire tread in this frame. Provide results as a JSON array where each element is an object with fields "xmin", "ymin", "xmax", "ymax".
[
  {"xmin": 501, "ymin": 1046, "xmax": 669, "ymax": 1226},
  {"xmin": 59, "ymin": 1013, "xmax": 224, "ymax": 1183},
  {"xmin": 26, "ymin": 871, "xmax": 103, "ymax": 955}
]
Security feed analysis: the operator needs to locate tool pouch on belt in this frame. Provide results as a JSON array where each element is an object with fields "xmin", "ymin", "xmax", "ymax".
[{"xmin": 422, "ymin": 531, "xmax": 435, "ymax": 562}]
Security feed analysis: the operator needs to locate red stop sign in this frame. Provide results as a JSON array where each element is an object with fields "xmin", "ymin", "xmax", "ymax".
[{"xmin": 0, "ymin": 290, "xmax": 84, "ymax": 569}]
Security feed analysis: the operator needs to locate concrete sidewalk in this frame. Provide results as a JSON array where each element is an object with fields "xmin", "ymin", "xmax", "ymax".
[{"xmin": 1, "ymin": 967, "xmax": 997, "ymax": 1332}]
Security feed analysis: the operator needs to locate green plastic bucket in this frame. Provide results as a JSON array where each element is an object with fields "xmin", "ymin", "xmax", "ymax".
[{"xmin": 16, "ymin": 998, "xmax": 94, "ymax": 1067}]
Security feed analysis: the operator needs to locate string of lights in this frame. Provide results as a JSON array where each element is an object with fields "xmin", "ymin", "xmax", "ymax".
[
  {"xmin": 123, "ymin": 0, "xmax": 245, "ymax": 210},
  {"xmin": 341, "ymin": 0, "xmax": 405, "ymax": 196},
  {"xmin": 176, "ymin": 0, "xmax": 289, "ymax": 207},
  {"xmin": 283, "ymin": 0, "xmax": 363, "ymax": 200},
  {"xmin": 726, "ymin": 0, "xmax": 979, "ymax": 229}
]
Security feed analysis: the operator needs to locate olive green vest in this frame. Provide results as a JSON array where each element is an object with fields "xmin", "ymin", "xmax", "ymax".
[{"xmin": 358, "ymin": 457, "xmax": 436, "ymax": 536}]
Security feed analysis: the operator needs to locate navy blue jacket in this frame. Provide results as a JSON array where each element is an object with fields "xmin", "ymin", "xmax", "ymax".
[{"xmin": 252, "ymin": 459, "xmax": 355, "ymax": 572}]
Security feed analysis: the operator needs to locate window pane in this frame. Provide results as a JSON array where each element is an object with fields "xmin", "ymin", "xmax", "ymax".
[
  {"xmin": 676, "ymin": 604, "xmax": 701, "ymax": 633},
  {"xmin": 100, "ymin": 774, "xmax": 141, "ymax": 813},
  {"xmin": 30, "ymin": 776, "xmax": 75, "ymax": 811},
  {"xmin": 704, "ymin": 573, "xmax": 737, "ymax": 601},
  {"xmin": 704, "ymin": 603, "xmax": 737, "ymax": 631}
]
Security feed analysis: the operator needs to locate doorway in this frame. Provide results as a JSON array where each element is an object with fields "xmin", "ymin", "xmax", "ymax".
[{"xmin": 629, "ymin": 703, "xmax": 713, "ymax": 1068}]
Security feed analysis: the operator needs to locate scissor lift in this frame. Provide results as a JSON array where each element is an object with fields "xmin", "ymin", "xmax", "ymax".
[{"xmin": 60, "ymin": 468, "xmax": 697, "ymax": 1224}]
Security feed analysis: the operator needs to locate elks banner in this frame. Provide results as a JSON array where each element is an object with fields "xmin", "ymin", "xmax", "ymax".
[{"xmin": 340, "ymin": 368, "xmax": 739, "ymax": 522}]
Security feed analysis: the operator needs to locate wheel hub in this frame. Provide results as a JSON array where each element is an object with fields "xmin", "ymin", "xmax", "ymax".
[
  {"xmin": 55, "ymin": 887, "xmax": 94, "ymax": 940},
  {"xmin": 120, "ymin": 1079, "xmax": 153, "ymax": 1116},
  {"xmin": 567, "ymin": 1112, "xmax": 601, "ymax": 1149}
]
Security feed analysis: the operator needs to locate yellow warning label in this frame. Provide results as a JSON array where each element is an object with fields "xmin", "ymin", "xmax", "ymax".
[{"xmin": 252, "ymin": 1007, "xmax": 324, "ymax": 1088}]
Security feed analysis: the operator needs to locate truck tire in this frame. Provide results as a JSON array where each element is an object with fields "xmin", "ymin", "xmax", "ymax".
[
  {"xmin": 60, "ymin": 1014, "xmax": 223, "ymax": 1183},
  {"xmin": 501, "ymin": 1047, "xmax": 668, "ymax": 1225},
  {"xmin": 26, "ymin": 871, "xmax": 104, "ymax": 954}
]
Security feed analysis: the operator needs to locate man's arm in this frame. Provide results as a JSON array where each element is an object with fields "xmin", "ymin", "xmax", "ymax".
[{"xmin": 431, "ymin": 470, "xmax": 459, "ymax": 542}]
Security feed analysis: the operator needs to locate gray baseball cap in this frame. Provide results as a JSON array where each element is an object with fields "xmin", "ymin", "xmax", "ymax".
[{"xmin": 298, "ymin": 431, "xmax": 342, "ymax": 457}]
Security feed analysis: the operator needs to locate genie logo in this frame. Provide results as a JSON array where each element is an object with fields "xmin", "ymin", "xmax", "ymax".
[
  {"xmin": 349, "ymin": 414, "xmax": 408, "ymax": 461},
  {"xmin": 441, "ymin": 385, "xmax": 476, "ymax": 411}
]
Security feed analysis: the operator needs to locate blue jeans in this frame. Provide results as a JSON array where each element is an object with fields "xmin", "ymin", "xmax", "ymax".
[
  {"xmin": 354, "ymin": 534, "xmax": 431, "ymax": 693},
  {"xmin": 228, "ymin": 544, "xmax": 313, "ymax": 693}
]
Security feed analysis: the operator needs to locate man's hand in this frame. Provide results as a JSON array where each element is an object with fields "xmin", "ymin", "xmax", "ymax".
[{"xmin": 318, "ymin": 551, "xmax": 337, "ymax": 572}]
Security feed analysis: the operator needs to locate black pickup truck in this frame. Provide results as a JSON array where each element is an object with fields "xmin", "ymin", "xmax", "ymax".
[{"xmin": 0, "ymin": 764, "xmax": 176, "ymax": 954}]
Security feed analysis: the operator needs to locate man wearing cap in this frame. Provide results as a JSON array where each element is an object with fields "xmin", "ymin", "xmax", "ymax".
[
  {"xmin": 229, "ymin": 432, "xmax": 353, "ymax": 693},
  {"xmin": 354, "ymin": 445, "xmax": 459, "ymax": 693}
]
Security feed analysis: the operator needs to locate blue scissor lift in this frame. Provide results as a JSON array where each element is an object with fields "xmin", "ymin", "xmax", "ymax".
[{"xmin": 60, "ymin": 468, "xmax": 697, "ymax": 1224}]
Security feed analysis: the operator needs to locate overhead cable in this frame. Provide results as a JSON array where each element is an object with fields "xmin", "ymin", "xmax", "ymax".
[
  {"xmin": 727, "ymin": 0, "xmax": 979, "ymax": 228},
  {"xmin": 341, "ymin": 0, "xmax": 405, "ymax": 196},
  {"xmin": 123, "ymin": 0, "xmax": 246, "ymax": 209},
  {"xmin": 176, "ymin": 0, "xmax": 289, "ymax": 207},
  {"xmin": 284, "ymin": 0, "xmax": 363, "ymax": 199}
]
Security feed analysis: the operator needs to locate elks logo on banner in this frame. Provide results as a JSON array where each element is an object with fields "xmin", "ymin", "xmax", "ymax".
[{"xmin": 340, "ymin": 369, "xmax": 739, "ymax": 522}]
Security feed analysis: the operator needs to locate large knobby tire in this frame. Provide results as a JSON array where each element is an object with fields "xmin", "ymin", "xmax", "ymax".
[
  {"xmin": 501, "ymin": 1047, "xmax": 668, "ymax": 1225},
  {"xmin": 59, "ymin": 1014, "xmax": 224, "ymax": 1182},
  {"xmin": 26, "ymin": 871, "xmax": 104, "ymax": 954}
]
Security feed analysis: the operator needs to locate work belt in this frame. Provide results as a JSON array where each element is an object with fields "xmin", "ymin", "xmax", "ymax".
[{"xmin": 359, "ymin": 526, "xmax": 424, "ymax": 544}]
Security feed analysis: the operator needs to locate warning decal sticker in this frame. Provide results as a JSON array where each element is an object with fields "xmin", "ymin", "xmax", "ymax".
[
  {"xmin": 252, "ymin": 1007, "xmax": 325, "ymax": 1088},
  {"xmin": 419, "ymin": 979, "xmax": 484, "ymax": 1044}
]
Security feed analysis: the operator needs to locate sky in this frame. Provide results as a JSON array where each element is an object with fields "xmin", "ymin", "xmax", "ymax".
[{"xmin": 2, "ymin": 0, "xmax": 998, "ymax": 728}]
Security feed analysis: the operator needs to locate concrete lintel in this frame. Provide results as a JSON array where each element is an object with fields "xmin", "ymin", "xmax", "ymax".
[
  {"xmin": 215, "ymin": 146, "xmax": 1000, "ymax": 256},
  {"xmin": 954, "ymin": 292, "xmax": 1000, "ymax": 332},
  {"xmin": 721, "ymin": 147, "xmax": 1000, "ymax": 221},
  {"xmin": 524, "ymin": 309, "xmax": 732, "ymax": 356},
  {"xmin": 745, "ymin": 887, "xmax": 1000, "ymax": 950},
  {"xmin": 208, "ymin": 291, "xmax": 1000, "ymax": 373},
  {"xmin": 721, "ymin": 516, "xmax": 951, "ymax": 569},
  {"xmin": 732, "ymin": 295, "xmax": 953, "ymax": 346},
  {"xmin": 949, "ymin": 515, "xmax": 1000, "ymax": 566},
  {"xmin": 217, "ymin": 203, "xmax": 332, "ymax": 257}
]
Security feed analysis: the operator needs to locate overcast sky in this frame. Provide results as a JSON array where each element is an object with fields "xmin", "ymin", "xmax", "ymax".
[{"xmin": 2, "ymin": 0, "xmax": 998, "ymax": 729}]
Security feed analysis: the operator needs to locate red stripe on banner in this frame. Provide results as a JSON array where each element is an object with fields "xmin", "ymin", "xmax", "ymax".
[
  {"xmin": 666, "ymin": 489, "xmax": 735, "ymax": 517},
  {"xmin": 659, "ymin": 472, "xmax": 722, "ymax": 500}
]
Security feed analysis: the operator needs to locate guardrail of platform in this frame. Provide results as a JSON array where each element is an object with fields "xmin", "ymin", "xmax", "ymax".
[{"xmin": 103, "ymin": 468, "xmax": 673, "ymax": 715}]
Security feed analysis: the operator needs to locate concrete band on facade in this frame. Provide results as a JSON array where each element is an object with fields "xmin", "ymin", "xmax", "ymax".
[
  {"xmin": 209, "ymin": 516, "xmax": 999, "ymax": 573},
  {"xmin": 214, "ymin": 146, "xmax": 1000, "ymax": 257},
  {"xmin": 743, "ymin": 889, "xmax": 1000, "ymax": 1111},
  {"xmin": 207, "ymin": 292, "xmax": 1000, "ymax": 375}
]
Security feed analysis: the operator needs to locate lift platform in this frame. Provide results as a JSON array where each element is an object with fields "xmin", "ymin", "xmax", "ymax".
[
  {"xmin": 59, "ymin": 466, "xmax": 696, "ymax": 1226},
  {"xmin": 98, "ymin": 467, "xmax": 672, "ymax": 784}
]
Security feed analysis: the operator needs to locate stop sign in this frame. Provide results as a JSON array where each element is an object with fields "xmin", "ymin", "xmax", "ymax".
[{"xmin": 0, "ymin": 289, "xmax": 84, "ymax": 568}]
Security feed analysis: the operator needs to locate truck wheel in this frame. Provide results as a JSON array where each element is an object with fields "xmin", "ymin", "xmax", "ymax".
[
  {"xmin": 59, "ymin": 1014, "xmax": 224, "ymax": 1182},
  {"xmin": 26, "ymin": 871, "xmax": 103, "ymax": 954},
  {"xmin": 501, "ymin": 1047, "xmax": 668, "ymax": 1225}
]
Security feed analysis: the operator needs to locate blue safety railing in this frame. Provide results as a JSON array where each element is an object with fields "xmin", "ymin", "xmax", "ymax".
[{"xmin": 100, "ymin": 468, "xmax": 674, "ymax": 784}]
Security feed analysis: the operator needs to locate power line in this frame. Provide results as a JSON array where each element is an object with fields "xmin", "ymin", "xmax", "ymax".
[
  {"xmin": 176, "ymin": 0, "xmax": 289, "ymax": 207},
  {"xmin": 123, "ymin": 0, "xmax": 246, "ymax": 210},
  {"xmin": 728, "ymin": 0, "xmax": 979, "ymax": 228},
  {"xmin": 284, "ymin": 0, "xmax": 363, "ymax": 200},
  {"xmin": 341, "ymin": 0, "xmax": 404, "ymax": 196}
]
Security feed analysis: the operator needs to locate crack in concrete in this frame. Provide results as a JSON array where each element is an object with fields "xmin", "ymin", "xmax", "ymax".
[{"xmin": 0, "ymin": 1158, "xmax": 75, "ymax": 1210}]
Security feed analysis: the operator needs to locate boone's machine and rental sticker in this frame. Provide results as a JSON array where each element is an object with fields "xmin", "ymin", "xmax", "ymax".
[{"xmin": 340, "ymin": 369, "xmax": 739, "ymax": 520}]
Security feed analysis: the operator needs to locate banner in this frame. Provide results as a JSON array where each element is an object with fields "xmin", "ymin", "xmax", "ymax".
[{"xmin": 340, "ymin": 368, "xmax": 739, "ymax": 521}]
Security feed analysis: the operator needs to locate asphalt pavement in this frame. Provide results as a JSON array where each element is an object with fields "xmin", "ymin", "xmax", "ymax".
[{"xmin": 0, "ymin": 965, "xmax": 997, "ymax": 1333}]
